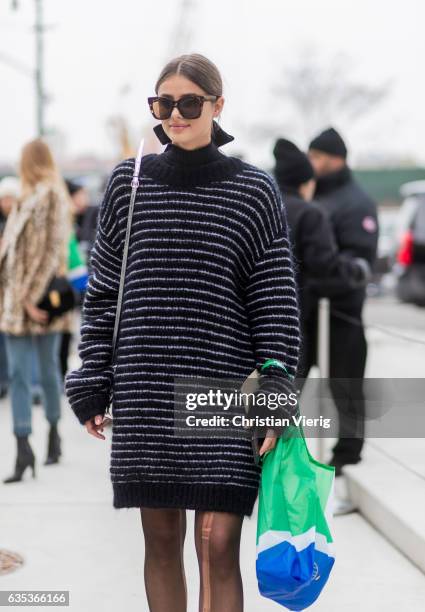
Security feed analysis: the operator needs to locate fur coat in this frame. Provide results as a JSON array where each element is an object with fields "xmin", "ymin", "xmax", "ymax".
[{"xmin": 0, "ymin": 181, "xmax": 74, "ymax": 336}]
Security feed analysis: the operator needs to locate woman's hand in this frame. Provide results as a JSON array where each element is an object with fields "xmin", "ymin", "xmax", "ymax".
[
  {"xmin": 84, "ymin": 414, "xmax": 110, "ymax": 440},
  {"xmin": 258, "ymin": 428, "xmax": 278, "ymax": 457},
  {"xmin": 24, "ymin": 301, "xmax": 49, "ymax": 325}
]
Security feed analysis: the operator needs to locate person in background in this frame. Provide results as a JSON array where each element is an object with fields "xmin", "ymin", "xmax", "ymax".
[
  {"xmin": 0, "ymin": 176, "xmax": 19, "ymax": 231},
  {"xmin": 272, "ymin": 138, "xmax": 371, "ymax": 397},
  {"xmin": 65, "ymin": 179, "xmax": 99, "ymax": 270},
  {"xmin": 308, "ymin": 127, "xmax": 379, "ymax": 475},
  {"xmin": 0, "ymin": 139, "xmax": 72, "ymax": 482},
  {"xmin": 58, "ymin": 179, "xmax": 93, "ymax": 383},
  {"xmin": 0, "ymin": 178, "xmax": 45, "ymax": 404},
  {"xmin": 0, "ymin": 177, "xmax": 21, "ymax": 399}
]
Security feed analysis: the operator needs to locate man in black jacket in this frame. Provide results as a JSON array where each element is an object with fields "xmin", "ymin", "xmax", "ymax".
[
  {"xmin": 273, "ymin": 138, "xmax": 373, "ymax": 476},
  {"xmin": 273, "ymin": 139, "xmax": 370, "ymax": 331},
  {"xmin": 308, "ymin": 127, "xmax": 379, "ymax": 473}
]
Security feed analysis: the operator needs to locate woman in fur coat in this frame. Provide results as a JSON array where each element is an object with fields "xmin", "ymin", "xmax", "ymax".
[{"xmin": 0, "ymin": 139, "xmax": 73, "ymax": 482}]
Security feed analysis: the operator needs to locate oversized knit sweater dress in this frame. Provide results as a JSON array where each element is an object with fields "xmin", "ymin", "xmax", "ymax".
[{"xmin": 65, "ymin": 140, "xmax": 301, "ymax": 516}]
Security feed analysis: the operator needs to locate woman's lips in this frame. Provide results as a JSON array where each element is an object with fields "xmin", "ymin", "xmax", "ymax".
[{"xmin": 170, "ymin": 125, "xmax": 189, "ymax": 131}]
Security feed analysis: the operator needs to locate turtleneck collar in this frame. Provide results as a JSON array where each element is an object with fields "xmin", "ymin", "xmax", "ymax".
[
  {"xmin": 141, "ymin": 139, "xmax": 244, "ymax": 187},
  {"xmin": 163, "ymin": 140, "xmax": 223, "ymax": 166},
  {"xmin": 315, "ymin": 165, "xmax": 352, "ymax": 196}
]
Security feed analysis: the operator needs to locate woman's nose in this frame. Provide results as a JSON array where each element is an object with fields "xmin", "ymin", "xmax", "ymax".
[{"xmin": 170, "ymin": 106, "xmax": 184, "ymax": 122}]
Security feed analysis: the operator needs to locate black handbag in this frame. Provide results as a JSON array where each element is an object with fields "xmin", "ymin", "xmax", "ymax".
[{"xmin": 37, "ymin": 275, "xmax": 77, "ymax": 323}]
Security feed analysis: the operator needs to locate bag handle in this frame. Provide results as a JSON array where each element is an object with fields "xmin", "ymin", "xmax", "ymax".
[{"xmin": 111, "ymin": 138, "xmax": 145, "ymax": 366}]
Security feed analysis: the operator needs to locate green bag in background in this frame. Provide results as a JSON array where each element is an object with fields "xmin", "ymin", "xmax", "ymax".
[{"xmin": 68, "ymin": 231, "xmax": 88, "ymax": 293}]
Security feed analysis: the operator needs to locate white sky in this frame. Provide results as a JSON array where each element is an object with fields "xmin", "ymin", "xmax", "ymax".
[{"xmin": 0, "ymin": 0, "xmax": 424, "ymax": 169}]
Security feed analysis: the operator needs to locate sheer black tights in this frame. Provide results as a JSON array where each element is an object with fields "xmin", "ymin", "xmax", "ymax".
[
  {"xmin": 140, "ymin": 507, "xmax": 244, "ymax": 612},
  {"xmin": 194, "ymin": 510, "xmax": 244, "ymax": 612}
]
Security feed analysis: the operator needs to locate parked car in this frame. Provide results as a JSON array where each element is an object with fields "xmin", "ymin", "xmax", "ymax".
[{"xmin": 395, "ymin": 181, "xmax": 425, "ymax": 306}]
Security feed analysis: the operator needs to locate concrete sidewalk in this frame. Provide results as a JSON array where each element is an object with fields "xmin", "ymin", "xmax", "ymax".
[
  {"xmin": 1, "ymin": 398, "xmax": 425, "ymax": 611},
  {"xmin": 1, "ymin": 294, "xmax": 425, "ymax": 610}
]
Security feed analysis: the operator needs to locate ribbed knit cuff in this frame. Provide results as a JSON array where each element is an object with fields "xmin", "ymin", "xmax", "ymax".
[
  {"xmin": 70, "ymin": 393, "xmax": 110, "ymax": 426},
  {"xmin": 248, "ymin": 371, "xmax": 299, "ymax": 437}
]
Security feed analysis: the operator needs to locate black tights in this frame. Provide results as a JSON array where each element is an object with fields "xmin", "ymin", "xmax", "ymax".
[{"xmin": 140, "ymin": 507, "xmax": 244, "ymax": 612}]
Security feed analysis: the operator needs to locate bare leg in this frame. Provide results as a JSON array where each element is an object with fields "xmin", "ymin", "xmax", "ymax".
[
  {"xmin": 140, "ymin": 507, "xmax": 187, "ymax": 612},
  {"xmin": 194, "ymin": 510, "xmax": 244, "ymax": 612}
]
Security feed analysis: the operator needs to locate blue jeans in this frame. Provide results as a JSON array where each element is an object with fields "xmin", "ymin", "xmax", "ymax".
[
  {"xmin": 0, "ymin": 333, "xmax": 42, "ymax": 394},
  {"xmin": 4, "ymin": 333, "xmax": 62, "ymax": 436},
  {"xmin": 0, "ymin": 333, "xmax": 9, "ymax": 386},
  {"xmin": 31, "ymin": 343, "xmax": 43, "ymax": 398}
]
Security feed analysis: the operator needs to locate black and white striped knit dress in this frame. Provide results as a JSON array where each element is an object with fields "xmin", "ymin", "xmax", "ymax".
[{"xmin": 65, "ymin": 140, "xmax": 300, "ymax": 516}]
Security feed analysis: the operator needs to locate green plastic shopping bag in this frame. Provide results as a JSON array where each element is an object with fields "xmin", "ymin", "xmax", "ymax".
[
  {"xmin": 68, "ymin": 231, "xmax": 88, "ymax": 293},
  {"xmin": 256, "ymin": 425, "xmax": 335, "ymax": 610}
]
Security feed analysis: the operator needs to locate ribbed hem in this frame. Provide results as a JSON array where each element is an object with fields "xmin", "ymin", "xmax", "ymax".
[{"xmin": 112, "ymin": 480, "xmax": 259, "ymax": 516}]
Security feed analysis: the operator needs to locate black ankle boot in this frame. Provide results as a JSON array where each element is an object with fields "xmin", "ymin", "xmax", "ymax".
[
  {"xmin": 3, "ymin": 434, "xmax": 36, "ymax": 483},
  {"xmin": 44, "ymin": 422, "xmax": 61, "ymax": 465}
]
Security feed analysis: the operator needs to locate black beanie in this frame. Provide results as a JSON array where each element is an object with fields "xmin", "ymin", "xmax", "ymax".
[
  {"xmin": 65, "ymin": 179, "xmax": 83, "ymax": 196},
  {"xmin": 308, "ymin": 127, "xmax": 347, "ymax": 159},
  {"xmin": 273, "ymin": 138, "xmax": 314, "ymax": 189}
]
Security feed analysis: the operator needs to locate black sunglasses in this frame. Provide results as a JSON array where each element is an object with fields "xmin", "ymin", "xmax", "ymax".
[{"xmin": 147, "ymin": 94, "xmax": 218, "ymax": 120}]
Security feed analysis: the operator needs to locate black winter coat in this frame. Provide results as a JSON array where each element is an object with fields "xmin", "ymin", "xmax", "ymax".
[
  {"xmin": 314, "ymin": 166, "xmax": 379, "ymax": 313},
  {"xmin": 280, "ymin": 190, "xmax": 368, "ymax": 322},
  {"xmin": 75, "ymin": 205, "xmax": 99, "ymax": 271}
]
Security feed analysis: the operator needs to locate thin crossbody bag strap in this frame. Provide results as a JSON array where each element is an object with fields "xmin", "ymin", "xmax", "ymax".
[{"xmin": 107, "ymin": 139, "xmax": 145, "ymax": 416}]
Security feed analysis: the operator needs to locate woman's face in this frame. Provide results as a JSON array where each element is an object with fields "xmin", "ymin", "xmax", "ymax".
[
  {"xmin": 157, "ymin": 74, "xmax": 224, "ymax": 150},
  {"xmin": 71, "ymin": 188, "xmax": 89, "ymax": 215}
]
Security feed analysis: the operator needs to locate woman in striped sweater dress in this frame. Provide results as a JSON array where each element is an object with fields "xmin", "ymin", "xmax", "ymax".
[{"xmin": 65, "ymin": 53, "xmax": 300, "ymax": 612}]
